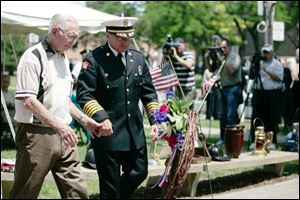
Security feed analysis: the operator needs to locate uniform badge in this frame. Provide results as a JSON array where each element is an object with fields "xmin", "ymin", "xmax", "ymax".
[
  {"xmin": 138, "ymin": 65, "xmax": 142, "ymax": 76},
  {"xmin": 82, "ymin": 61, "xmax": 90, "ymax": 69}
]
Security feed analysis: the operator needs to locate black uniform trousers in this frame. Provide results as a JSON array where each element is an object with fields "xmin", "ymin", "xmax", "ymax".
[
  {"xmin": 250, "ymin": 89, "xmax": 282, "ymax": 144},
  {"xmin": 93, "ymin": 143, "xmax": 148, "ymax": 199}
]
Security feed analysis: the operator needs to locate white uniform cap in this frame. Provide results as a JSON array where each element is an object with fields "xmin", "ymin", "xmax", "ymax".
[{"xmin": 101, "ymin": 17, "xmax": 138, "ymax": 39}]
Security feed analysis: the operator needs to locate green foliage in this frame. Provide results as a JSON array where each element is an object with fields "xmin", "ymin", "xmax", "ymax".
[
  {"xmin": 86, "ymin": 1, "xmax": 299, "ymax": 55},
  {"xmin": 1, "ymin": 34, "xmax": 27, "ymax": 73}
]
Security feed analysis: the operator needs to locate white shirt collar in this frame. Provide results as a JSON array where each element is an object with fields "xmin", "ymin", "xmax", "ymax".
[{"xmin": 108, "ymin": 43, "xmax": 125, "ymax": 58}]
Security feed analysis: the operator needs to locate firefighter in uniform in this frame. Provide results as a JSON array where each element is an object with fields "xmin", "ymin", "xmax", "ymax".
[{"xmin": 76, "ymin": 17, "xmax": 159, "ymax": 199}]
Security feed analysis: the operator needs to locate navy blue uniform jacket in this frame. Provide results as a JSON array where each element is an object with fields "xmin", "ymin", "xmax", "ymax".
[{"xmin": 76, "ymin": 43, "xmax": 159, "ymax": 151}]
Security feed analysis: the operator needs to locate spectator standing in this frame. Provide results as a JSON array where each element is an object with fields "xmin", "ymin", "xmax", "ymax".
[
  {"xmin": 249, "ymin": 44, "xmax": 284, "ymax": 150},
  {"xmin": 216, "ymin": 39, "xmax": 242, "ymax": 145},
  {"xmin": 290, "ymin": 48, "xmax": 299, "ymax": 124},
  {"xmin": 1, "ymin": 74, "xmax": 15, "ymax": 146},
  {"xmin": 170, "ymin": 38, "xmax": 196, "ymax": 101}
]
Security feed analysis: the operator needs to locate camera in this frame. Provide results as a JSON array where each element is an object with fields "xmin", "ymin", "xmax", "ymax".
[
  {"xmin": 249, "ymin": 52, "xmax": 266, "ymax": 79},
  {"xmin": 206, "ymin": 46, "xmax": 222, "ymax": 72},
  {"xmin": 162, "ymin": 35, "xmax": 179, "ymax": 56},
  {"xmin": 208, "ymin": 46, "xmax": 222, "ymax": 60}
]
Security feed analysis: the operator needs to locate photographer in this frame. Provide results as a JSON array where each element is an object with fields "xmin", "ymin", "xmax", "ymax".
[
  {"xmin": 215, "ymin": 39, "xmax": 242, "ymax": 145},
  {"xmin": 167, "ymin": 37, "xmax": 196, "ymax": 100},
  {"xmin": 249, "ymin": 44, "xmax": 284, "ymax": 150}
]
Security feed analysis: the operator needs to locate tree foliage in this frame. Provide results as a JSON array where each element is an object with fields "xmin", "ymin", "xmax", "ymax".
[{"xmin": 1, "ymin": 34, "xmax": 27, "ymax": 74}]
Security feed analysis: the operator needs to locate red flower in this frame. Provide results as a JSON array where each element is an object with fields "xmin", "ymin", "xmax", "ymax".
[{"xmin": 159, "ymin": 104, "xmax": 169, "ymax": 113}]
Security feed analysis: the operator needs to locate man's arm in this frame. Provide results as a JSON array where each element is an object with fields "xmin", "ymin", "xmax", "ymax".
[
  {"xmin": 69, "ymin": 100, "xmax": 113, "ymax": 137},
  {"xmin": 171, "ymin": 47, "xmax": 194, "ymax": 69},
  {"xmin": 19, "ymin": 96, "xmax": 78, "ymax": 147}
]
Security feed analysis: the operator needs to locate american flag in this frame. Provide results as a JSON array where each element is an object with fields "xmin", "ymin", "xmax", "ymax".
[
  {"xmin": 196, "ymin": 75, "xmax": 218, "ymax": 100},
  {"xmin": 150, "ymin": 61, "xmax": 179, "ymax": 91}
]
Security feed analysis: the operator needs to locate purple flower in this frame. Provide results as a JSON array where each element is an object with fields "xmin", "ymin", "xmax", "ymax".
[{"xmin": 151, "ymin": 109, "xmax": 168, "ymax": 124}]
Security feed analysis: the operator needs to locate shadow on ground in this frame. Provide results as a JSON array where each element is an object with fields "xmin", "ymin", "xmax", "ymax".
[{"xmin": 89, "ymin": 161, "xmax": 298, "ymax": 199}]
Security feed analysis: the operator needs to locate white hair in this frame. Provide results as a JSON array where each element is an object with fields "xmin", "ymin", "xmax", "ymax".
[{"xmin": 48, "ymin": 13, "xmax": 79, "ymax": 34}]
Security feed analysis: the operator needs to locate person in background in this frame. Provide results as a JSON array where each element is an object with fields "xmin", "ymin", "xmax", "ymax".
[
  {"xmin": 170, "ymin": 37, "xmax": 196, "ymax": 101},
  {"xmin": 278, "ymin": 58, "xmax": 292, "ymax": 134},
  {"xmin": 290, "ymin": 48, "xmax": 299, "ymax": 125},
  {"xmin": 10, "ymin": 13, "xmax": 106, "ymax": 199},
  {"xmin": 70, "ymin": 74, "xmax": 91, "ymax": 144},
  {"xmin": 216, "ymin": 39, "xmax": 242, "ymax": 146},
  {"xmin": 1, "ymin": 74, "xmax": 16, "ymax": 147},
  {"xmin": 76, "ymin": 17, "xmax": 159, "ymax": 199},
  {"xmin": 249, "ymin": 44, "xmax": 284, "ymax": 150},
  {"xmin": 72, "ymin": 49, "xmax": 90, "ymax": 80}
]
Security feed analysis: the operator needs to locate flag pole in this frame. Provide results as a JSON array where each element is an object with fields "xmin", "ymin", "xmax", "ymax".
[
  {"xmin": 196, "ymin": 60, "xmax": 225, "ymax": 114},
  {"xmin": 1, "ymin": 90, "xmax": 16, "ymax": 141},
  {"xmin": 166, "ymin": 55, "xmax": 186, "ymax": 100}
]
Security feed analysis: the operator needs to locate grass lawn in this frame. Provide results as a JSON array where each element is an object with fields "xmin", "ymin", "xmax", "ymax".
[{"xmin": 2, "ymin": 74, "xmax": 298, "ymax": 198}]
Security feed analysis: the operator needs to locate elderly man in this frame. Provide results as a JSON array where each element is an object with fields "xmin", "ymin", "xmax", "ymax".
[
  {"xmin": 10, "ymin": 14, "xmax": 105, "ymax": 199},
  {"xmin": 76, "ymin": 17, "xmax": 159, "ymax": 199}
]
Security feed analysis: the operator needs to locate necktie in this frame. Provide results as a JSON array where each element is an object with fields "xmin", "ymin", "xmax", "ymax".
[{"xmin": 117, "ymin": 53, "xmax": 125, "ymax": 69}]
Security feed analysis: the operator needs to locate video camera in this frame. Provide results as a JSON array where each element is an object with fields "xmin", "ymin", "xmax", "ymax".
[
  {"xmin": 208, "ymin": 46, "xmax": 222, "ymax": 60},
  {"xmin": 249, "ymin": 52, "xmax": 266, "ymax": 79},
  {"xmin": 162, "ymin": 35, "xmax": 179, "ymax": 56},
  {"xmin": 206, "ymin": 46, "xmax": 222, "ymax": 72}
]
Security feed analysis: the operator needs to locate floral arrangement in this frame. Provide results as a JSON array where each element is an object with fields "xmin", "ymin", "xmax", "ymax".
[
  {"xmin": 151, "ymin": 89, "xmax": 193, "ymax": 188},
  {"xmin": 152, "ymin": 89, "xmax": 193, "ymax": 150}
]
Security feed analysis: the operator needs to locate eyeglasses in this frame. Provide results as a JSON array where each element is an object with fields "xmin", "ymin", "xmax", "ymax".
[
  {"xmin": 263, "ymin": 51, "xmax": 270, "ymax": 54},
  {"xmin": 58, "ymin": 27, "xmax": 79, "ymax": 42}
]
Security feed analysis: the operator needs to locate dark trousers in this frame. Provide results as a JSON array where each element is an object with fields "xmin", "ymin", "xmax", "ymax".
[
  {"xmin": 93, "ymin": 146, "xmax": 148, "ymax": 199},
  {"xmin": 250, "ymin": 89, "xmax": 282, "ymax": 144},
  {"xmin": 220, "ymin": 84, "xmax": 241, "ymax": 141}
]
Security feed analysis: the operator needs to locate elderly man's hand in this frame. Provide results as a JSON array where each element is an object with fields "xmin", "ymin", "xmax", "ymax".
[{"xmin": 95, "ymin": 119, "xmax": 113, "ymax": 137}]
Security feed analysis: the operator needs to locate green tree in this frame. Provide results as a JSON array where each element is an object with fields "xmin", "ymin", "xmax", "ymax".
[
  {"xmin": 86, "ymin": 1, "xmax": 299, "ymax": 58},
  {"xmin": 137, "ymin": 1, "xmax": 238, "ymax": 52},
  {"xmin": 224, "ymin": 1, "xmax": 297, "ymax": 54},
  {"xmin": 1, "ymin": 34, "xmax": 27, "ymax": 74}
]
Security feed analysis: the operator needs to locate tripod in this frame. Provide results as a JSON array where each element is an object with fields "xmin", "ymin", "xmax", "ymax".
[{"xmin": 238, "ymin": 69, "xmax": 264, "ymax": 149}]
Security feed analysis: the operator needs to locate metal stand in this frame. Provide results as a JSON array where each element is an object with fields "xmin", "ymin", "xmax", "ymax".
[{"xmin": 148, "ymin": 139, "xmax": 160, "ymax": 166}]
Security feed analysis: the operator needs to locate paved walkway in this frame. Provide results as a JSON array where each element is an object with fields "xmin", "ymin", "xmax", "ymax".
[{"xmin": 193, "ymin": 176, "xmax": 299, "ymax": 199}]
